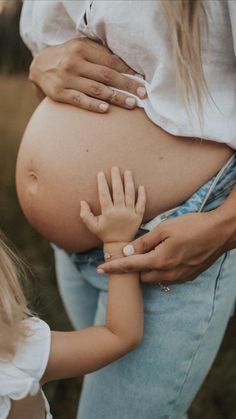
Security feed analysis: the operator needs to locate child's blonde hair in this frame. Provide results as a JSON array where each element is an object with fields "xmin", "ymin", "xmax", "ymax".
[{"xmin": 0, "ymin": 230, "xmax": 32, "ymax": 359}]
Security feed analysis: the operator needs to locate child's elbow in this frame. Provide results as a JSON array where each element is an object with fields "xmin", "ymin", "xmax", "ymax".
[{"xmin": 123, "ymin": 329, "xmax": 143, "ymax": 352}]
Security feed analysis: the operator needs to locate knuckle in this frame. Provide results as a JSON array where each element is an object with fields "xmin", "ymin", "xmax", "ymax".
[
  {"xmin": 87, "ymin": 100, "xmax": 96, "ymax": 110},
  {"xmin": 69, "ymin": 39, "xmax": 84, "ymax": 55},
  {"xmin": 124, "ymin": 79, "xmax": 137, "ymax": 93},
  {"xmin": 109, "ymin": 91, "xmax": 120, "ymax": 104},
  {"xmin": 106, "ymin": 54, "xmax": 120, "ymax": 69},
  {"xmin": 122, "ymin": 260, "xmax": 133, "ymax": 272},
  {"xmin": 52, "ymin": 85, "xmax": 63, "ymax": 98},
  {"xmin": 61, "ymin": 57, "xmax": 75, "ymax": 73},
  {"xmin": 117, "ymin": 60, "xmax": 130, "ymax": 73},
  {"xmin": 71, "ymin": 93, "xmax": 82, "ymax": 105},
  {"xmin": 139, "ymin": 237, "xmax": 150, "ymax": 254},
  {"xmin": 159, "ymin": 226, "xmax": 169, "ymax": 240},
  {"xmin": 102, "ymin": 68, "xmax": 114, "ymax": 84},
  {"xmin": 90, "ymin": 83, "xmax": 103, "ymax": 97}
]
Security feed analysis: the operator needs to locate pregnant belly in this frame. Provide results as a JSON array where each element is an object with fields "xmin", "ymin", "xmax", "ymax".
[{"xmin": 16, "ymin": 98, "xmax": 232, "ymax": 252}]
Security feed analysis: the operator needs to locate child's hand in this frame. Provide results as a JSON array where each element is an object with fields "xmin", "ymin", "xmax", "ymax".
[{"xmin": 80, "ymin": 167, "xmax": 146, "ymax": 243}]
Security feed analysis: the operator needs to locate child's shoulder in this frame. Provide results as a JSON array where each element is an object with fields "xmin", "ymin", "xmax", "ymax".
[{"xmin": 0, "ymin": 317, "xmax": 51, "ymax": 419}]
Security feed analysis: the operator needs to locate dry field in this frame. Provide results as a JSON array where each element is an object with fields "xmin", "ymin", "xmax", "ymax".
[{"xmin": 0, "ymin": 75, "xmax": 235, "ymax": 419}]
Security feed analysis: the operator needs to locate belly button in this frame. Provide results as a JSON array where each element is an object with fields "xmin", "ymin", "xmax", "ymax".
[{"xmin": 27, "ymin": 170, "xmax": 38, "ymax": 193}]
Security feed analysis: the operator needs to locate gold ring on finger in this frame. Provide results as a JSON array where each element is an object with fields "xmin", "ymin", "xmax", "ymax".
[{"xmin": 110, "ymin": 90, "xmax": 118, "ymax": 101}]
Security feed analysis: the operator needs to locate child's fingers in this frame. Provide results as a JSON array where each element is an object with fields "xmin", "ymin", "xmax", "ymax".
[
  {"xmin": 135, "ymin": 186, "xmax": 146, "ymax": 217},
  {"xmin": 98, "ymin": 172, "xmax": 113, "ymax": 211},
  {"xmin": 80, "ymin": 201, "xmax": 98, "ymax": 233},
  {"xmin": 111, "ymin": 166, "xmax": 125, "ymax": 206},
  {"xmin": 124, "ymin": 170, "xmax": 135, "ymax": 208}
]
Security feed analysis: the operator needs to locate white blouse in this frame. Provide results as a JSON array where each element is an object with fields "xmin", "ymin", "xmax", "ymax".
[
  {"xmin": 0, "ymin": 317, "xmax": 52, "ymax": 419},
  {"xmin": 20, "ymin": 0, "xmax": 236, "ymax": 148}
]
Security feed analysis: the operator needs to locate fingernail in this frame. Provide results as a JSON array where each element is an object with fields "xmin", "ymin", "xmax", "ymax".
[
  {"xmin": 134, "ymin": 73, "xmax": 145, "ymax": 80},
  {"xmin": 125, "ymin": 97, "xmax": 136, "ymax": 108},
  {"xmin": 97, "ymin": 268, "xmax": 105, "ymax": 274},
  {"xmin": 99, "ymin": 103, "xmax": 109, "ymax": 112},
  {"xmin": 123, "ymin": 244, "xmax": 134, "ymax": 256},
  {"xmin": 137, "ymin": 87, "xmax": 146, "ymax": 98}
]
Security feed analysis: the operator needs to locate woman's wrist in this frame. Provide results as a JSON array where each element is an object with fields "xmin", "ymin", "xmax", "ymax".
[{"xmin": 210, "ymin": 190, "xmax": 236, "ymax": 250}]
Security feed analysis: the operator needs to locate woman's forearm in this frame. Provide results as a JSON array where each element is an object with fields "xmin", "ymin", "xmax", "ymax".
[{"xmin": 210, "ymin": 184, "xmax": 236, "ymax": 250}]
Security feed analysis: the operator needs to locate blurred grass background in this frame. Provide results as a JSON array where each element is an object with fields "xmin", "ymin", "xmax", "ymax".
[{"xmin": 0, "ymin": 1, "xmax": 235, "ymax": 418}]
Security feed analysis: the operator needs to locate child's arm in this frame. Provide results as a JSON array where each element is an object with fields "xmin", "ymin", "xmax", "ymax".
[{"xmin": 42, "ymin": 167, "xmax": 146, "ymax": 382}]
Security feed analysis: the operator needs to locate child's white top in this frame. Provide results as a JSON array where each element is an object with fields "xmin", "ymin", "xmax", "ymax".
[
  {"xmin": 0, "ymin": 317, "xmax": 52, "ymax": 419},
  {"xmin": 20, "ymin": 0, "xmax": 236, "ymax": 148}
]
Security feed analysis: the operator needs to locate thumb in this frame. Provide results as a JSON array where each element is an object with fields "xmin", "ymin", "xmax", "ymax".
[
  {"xmin": 123, "ymin": 226, "xmax": 167, "ymax": 256},
  {"xmin": 80, "ymin": 200, "xmax": 97, "ymax": 233}
]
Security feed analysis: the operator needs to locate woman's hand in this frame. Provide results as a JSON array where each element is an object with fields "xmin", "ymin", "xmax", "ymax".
[
  {"xmin": 97, "ymin": 211, "xmax": 230, "ymax": 284},
  {"xmin": 80, "ymin": 167, "xmax": 146, "ymax": 243},
  {"xmin": 29, "ymin": 38, "xmax": 146, "ymax": 112}
]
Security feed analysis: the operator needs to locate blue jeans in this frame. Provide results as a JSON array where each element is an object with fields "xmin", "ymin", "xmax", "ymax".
[{"xmin": 54, "ymin": 154, "xmax": 236, "ymax": 419}]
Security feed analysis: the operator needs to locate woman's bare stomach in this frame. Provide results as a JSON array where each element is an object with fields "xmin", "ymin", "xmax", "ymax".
[{"xmin": 16, "ymin": 98, "xmax": 233, "ymax": 252}]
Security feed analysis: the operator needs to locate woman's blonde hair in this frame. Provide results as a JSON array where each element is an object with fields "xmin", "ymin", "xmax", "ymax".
[
  {"xmin": 162, "ymin": 0, "xmax": 207, "ymax": 106},
  {"xmin": 0, "ymin": 230, "xmax": 32, "ymax": 359}
]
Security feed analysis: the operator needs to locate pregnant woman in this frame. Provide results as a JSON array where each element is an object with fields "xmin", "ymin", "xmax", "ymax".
[{"xmin": 18, "ymin": 1, "xmax": 236, "ymax": 418}]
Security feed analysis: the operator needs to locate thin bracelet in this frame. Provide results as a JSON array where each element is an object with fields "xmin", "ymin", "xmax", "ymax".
[{"xmin": 104, "ymin": 251, "xmax": 124, "ymax": 261}]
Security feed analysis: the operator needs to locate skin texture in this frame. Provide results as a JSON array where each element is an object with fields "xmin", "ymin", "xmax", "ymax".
[
  {"xmin": 8, "ymin": 169, "xmax": 144, "ymax": 419},
  {"xmin": 16, "ymin": 98, "xmax": 232, "ymax": 253}
]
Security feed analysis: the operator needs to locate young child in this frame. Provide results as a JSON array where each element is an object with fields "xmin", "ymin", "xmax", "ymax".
[{"xmin": 0, "ymin": 167, "xmax": 145, "ymax": 419}]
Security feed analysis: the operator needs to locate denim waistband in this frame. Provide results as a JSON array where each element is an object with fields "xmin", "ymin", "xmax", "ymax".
[
  {"xmin": 142, "ymin": 152, "xmax": 236, "ymax": 230},
  {"xmin": 69, "ymin": 153, "xmax": 236, "ymax": 264}
]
